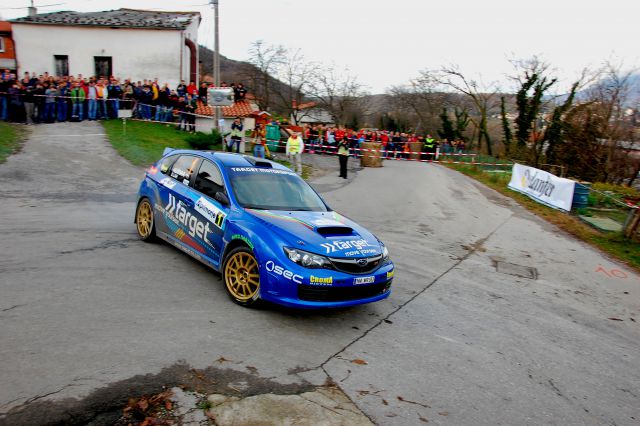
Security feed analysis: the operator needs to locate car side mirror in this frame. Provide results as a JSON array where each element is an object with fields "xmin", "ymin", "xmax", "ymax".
[{"xmin": 214, "ymin": 191, "xmax": 229, "ymax": 206}]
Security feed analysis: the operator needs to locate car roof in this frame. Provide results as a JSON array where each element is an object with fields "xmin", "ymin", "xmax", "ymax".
[{"xmin": 161, "ymin": 149, "xmax": 290, "ymax": 171}]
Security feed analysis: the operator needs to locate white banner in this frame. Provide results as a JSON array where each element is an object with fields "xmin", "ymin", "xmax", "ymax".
[{"xmin": 508, "ymin": 164, "xmax": 576, "ymax": 212}]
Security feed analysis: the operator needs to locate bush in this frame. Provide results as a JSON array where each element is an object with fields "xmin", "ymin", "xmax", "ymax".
[
  {"xmin": 185, "ymin": 129, "xmax": 223, "ymax": 150},
  {"xmin": 592, "ymin": 182, "xmax": 640, "ymax": 201}
]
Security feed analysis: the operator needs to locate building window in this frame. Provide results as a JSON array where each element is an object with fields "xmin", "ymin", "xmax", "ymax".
[
  {"xmin": 94, "ymin": 56, "xmax": 112, "ymax": 79},
  {"xmin": 0, "ymin": 37, "xmax": 5, "ymax": 53},
  {"xmin": 54, "ymin": 55, "xmax": 69, "ymax": 77}
]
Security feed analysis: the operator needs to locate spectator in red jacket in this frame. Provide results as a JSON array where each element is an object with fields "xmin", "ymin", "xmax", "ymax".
[{"xmin": 187, "ymin": 81, "xmax": 198, "ymax": 97}]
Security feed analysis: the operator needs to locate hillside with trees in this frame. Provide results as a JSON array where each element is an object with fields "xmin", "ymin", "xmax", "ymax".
[{"xmin": 200, "ymin": 43, "xmax": 639, "ymax": 186}]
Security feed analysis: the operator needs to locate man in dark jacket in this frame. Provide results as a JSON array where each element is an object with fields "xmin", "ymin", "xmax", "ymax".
[
  {"xmin": 140, "ymin": 85, "xmax": 153, "ymax": 120},
  {"xmin": 23, "ymin": 80, "xmax": 36, "ymax": 125},
  {"xmin": 107, "ymin": 80, "xmax": 123, "ymax": 119}
]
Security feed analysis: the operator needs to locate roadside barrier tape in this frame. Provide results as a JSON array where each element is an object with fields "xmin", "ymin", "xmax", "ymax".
[
  {"xmin": 268, "ymin": 142, "xmax": 512, "ymax": 166},
  {"xmin": 0, "ymin": 90, "xmax": 122, "ymax": 102},
  {"xmin": 0, "ymin": 92, "xmax": 212, "ymax": 119},
  {"xmin": 586, "ymin": 186, "xmax": 638, "ymax": 209},
  {"xmin": 260, "ymin": 140, "xmax": 497, "ymax": 162},
  {"xmin": 295, "ymin": 150, "xmax": 512, "ymax": 166}
]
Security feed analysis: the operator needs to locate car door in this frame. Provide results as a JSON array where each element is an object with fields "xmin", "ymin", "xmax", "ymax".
[
  {"xmin": 156, "ymin": 155, "xmax": 209, "ymax": 258},
  {"xmin": 190, "ymin": 159, "xmax": 230, "ymax": 266}
]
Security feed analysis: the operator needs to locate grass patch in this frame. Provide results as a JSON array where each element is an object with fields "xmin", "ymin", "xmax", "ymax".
[
  {"xmin": 103, "ymin": 120, "xmax": 314, "ymax": 179},
  {"xmin": 446, "ymin": 163, "xmax": 640, "ymax": 272},
  {"xmin": 271, "ymin": 157, "xmax": 312, "ymax": 180},
  {"xmin": 102, "ymin": 120, "xmax": 195, "ymax": 166},
  {"xmin": 0, "ymin": 122, "xmax": 27, "ymax": 163},
  {"xmin": 196, "ymin": 399, "xmax": 213, "ymax": 410}
]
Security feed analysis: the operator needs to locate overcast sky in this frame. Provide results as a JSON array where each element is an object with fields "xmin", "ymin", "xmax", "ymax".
[{"xmin": 2, "ymin": 0, "xmax": 639, "ymax": 94}]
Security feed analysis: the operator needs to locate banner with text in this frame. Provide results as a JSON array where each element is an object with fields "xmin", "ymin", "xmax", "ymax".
[{"xmin": 508, "ymin": 163, "xmax": 576, "ymax": 212}]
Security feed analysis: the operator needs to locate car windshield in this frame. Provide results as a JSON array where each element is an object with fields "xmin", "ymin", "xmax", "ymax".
[{"xmin": 228, "ymin": 167, "xmax": 329, "ymax": 211}]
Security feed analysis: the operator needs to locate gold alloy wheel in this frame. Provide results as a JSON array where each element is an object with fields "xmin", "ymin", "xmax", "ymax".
[
  {"xmin": 224, "ymin": 251, "xmax": 260, "ymax": 302},
  {"xmin": 136, "ymin": 200, "xmax": 153, "ymax": 239}
]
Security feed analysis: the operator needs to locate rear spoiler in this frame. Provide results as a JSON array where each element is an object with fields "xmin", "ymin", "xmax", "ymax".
[{"xmin": 163, "ymin": 147, "xmax": 175, "ymax": 156}]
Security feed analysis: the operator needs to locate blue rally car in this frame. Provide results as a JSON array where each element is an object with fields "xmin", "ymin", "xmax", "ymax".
[{"xmin": 135, "ymin": 149, "xmax": 394, "ymax": 308}]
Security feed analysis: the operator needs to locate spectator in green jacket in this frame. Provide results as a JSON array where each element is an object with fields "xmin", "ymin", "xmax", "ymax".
[{"xmin": 70, "ymin": 82, "xmax": 85, "ymax": 121}]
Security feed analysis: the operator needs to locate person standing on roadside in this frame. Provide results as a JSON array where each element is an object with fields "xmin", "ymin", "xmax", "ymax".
[
  {"xmin": 308, "ymin": 125, "xmax": 319, "ymax": 154},
  {"xmin": 286, "ymin": 131, "xmax": 305, "ymax": 175},
  {"xmin": 198, "ymin": 82, "xmax": 208, "ymax": 105},
  {"xmin": 22, "ymin": 80, "xmax": 36, "ymax": 125},
  {"xmin": 423, "ymin": 134, "xmax": 436, "ymax": 161},
  {"xmin": 185, "ymin": 93, "xmax": 197, "ymax": 132},
  {"xmin": 252, "ymin": 123, "xmax": 266, "ymax": 158},
  {"xmin": 70, "ymin": 81, "xmax": 85, "ymax": 121},
  {"xmin": 0, "ymin": 70, "xmax": 13, "ymax": 121},
  {"xmin": 337, "ymin": 136, "xmax": 349, "ymax": 179},
  {"xmin": 229, "ymin": 117, "xmax": 244, "ymax": 153},
  {"xmin": 57, "ymin": 82, "xmax": 68, "ymax": 122},
  {"xmin": 326, "ymin": 127, "xmax": 336, "ymax": 155},
  {"xmin": 87, "ymin": 81, "xmax": 98, "ymax": 120},
  {"xmin": 33, "ymin": 82, "xmax": 46, "ymax": 123},
  {"xmin": 177, "ymin": 95, "xmax": 188, "ymax": 131},
  {"xmin": 8, "ymin": 82, "xmax": 25, "ymax": 123},
  {"xmin": 107, "ymin": 79, "xmax": 123, "ymax": 119},
  {"xmin": 44, "ymin": 83, "xmax": 57, "ymax": 123},
  {"xmin": 96, "ymin": 80, "xmax": 108, "ymax": 119}
]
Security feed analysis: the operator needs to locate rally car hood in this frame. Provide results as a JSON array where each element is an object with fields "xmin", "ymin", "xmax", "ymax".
[{"xmin": 244, "ymin": 209, "xmax": 383, "ymax": 258}]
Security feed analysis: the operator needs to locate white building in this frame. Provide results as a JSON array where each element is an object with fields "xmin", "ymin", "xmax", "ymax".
[
  {"xmin": 291, "ymin": 101, "xmax": 335, "ymax": 126},
  {"xmin": 10, "ymin": 8, "xmax": 200, "ymax": 88}
]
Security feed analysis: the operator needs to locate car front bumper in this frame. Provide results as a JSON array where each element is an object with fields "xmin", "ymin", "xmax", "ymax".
[{"xmin": 260, "ymin": 259, "xmax": 394, "ymax": 309}]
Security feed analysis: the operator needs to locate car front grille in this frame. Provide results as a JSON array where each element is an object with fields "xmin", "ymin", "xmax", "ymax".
[
  {"xmin": 298, "ymin": 281, "xmax": 390, "ymax": 302},
  {"xmin": 329, "ymin": 254, "xmax": 383, "ymax": 274}
]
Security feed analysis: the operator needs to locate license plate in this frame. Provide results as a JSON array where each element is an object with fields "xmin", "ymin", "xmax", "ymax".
[{"xmin": 354, "ymin": 276, "xmax": 375, "ymax": 285}]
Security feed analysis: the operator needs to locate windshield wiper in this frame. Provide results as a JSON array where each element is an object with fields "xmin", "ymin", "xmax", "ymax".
[{"xmin": 242, "ymin": 204, "xmax": 269, "ymax": 210}]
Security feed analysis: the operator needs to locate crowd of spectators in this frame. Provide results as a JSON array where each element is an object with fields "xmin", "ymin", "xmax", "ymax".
[
  {"xmin": 1, "ymin": 69, "xmax": 467, "ymax": 159},
  {"xmin": 297, "ymin": 124, "xmax": 467, "ymax": 159},
  {"xmin": 0, "ymin": 69, "xmax": 248, "ymax": 132}
]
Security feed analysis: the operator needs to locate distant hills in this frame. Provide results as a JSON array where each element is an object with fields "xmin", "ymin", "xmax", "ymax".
[
  {"xmin": 626, "ymin": 73, "xmax": 640, "ymax": 105},
  {"xmin": 198, "ymin": 45, "xmax": 640, "ymax": 117},
  {"xmin": 198, "ymin": 45, "xmax": 253, "ymax": 84}
]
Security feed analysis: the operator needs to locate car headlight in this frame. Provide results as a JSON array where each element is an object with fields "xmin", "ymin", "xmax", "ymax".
[
  {"xmin": 284, "ymin": 247, "xmax": 332, "ymax": 269},
  {"xmin": 382, "ymin": 245, "xmax": 389, "ymax": 261}
]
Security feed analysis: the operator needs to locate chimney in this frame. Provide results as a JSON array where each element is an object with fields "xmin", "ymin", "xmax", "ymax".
[{"xmin": 28, "ymin": 1, "xmax": 37, "ymax": 18}]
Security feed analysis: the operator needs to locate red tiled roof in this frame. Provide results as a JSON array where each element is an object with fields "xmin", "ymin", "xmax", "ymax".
[
  {"xmin": 297, "ymin": 101, "xmax": 317, "ymax": 110},
  {"xmin": 195, "ymin": 100, "xmax": 254, "ymax": 118}
]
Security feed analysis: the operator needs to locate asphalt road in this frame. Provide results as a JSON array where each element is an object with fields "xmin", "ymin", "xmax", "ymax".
[{"xmin": 1, "ymin": 123, "xmax": 639, "ymax": 425}]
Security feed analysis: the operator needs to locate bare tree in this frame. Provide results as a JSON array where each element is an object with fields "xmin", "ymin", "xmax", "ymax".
[
  {"xmin": 436, "ymin": 66, "xmax": 500, "ymax": 156},
  {"xmin": 306, "ymin": 65, "xmax": 367, "ymax": 127},
  {"xmin": 388, "ymin": 71, "xmax": 448, "ymax": 134},
  {"xmin": 588, "ymin": 62, "xmax": 638, "ymax": 183},
  {"xmin": 243, "ymin": 40, "xmax": 286, "ymax": 111},
  {"xmin": 271, "ymin": 49, "xmax": 317, "ymax": 125},
  {"xmin": 552, "ymin": 62, "xmax": 639, "ymax": 184}
]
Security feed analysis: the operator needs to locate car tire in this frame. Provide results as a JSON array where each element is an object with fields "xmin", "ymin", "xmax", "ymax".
[
  {"xmin": 135, "ymin": 198, "xmax": 156, "ymax": 242},
  {"xmin": 222, "ymin": 246, "xmax": 261, "ymax": 307}
]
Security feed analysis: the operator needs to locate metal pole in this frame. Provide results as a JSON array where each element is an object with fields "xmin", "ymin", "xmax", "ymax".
[{"xmin": 212, "ymin": 0, "xmax": 221, "ymax": 133}]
